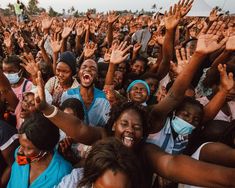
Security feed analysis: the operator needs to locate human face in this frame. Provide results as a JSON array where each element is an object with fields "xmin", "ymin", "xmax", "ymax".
[
  {"xmin": 113, "ymin": 71, "xmax": 124, "ymax": 87},
  {"xmin": 113, "ymin": 109, "xmax": 143, "ymax": 149},
  {"xmin": 128, "ymin": 83, "xmax": 148, "ymax": 104},
  {"xmin": 131, "ymin": 60, "xmax": 145, "ymax": 75},
  {"xmin": 19, "ymin": 133, "xmax": 41, "ymax": 157},
  {"xmin": 20, "ymin": 93, "xmax": 36, "ymax": 119},
  {"xmin": 79, "ymin": 60, "xmax": 98, "ymax": 88},
  {"xmin": 175, "ymin": 103, "xmax": 203, "ymax": 128},
  {"xmin": 145, "ymin": 78, "xmax": 158, "ymax": 96},
  {"xmin": 35, "ymin": 51, "xmax": 43, "ymax": 63},
  {"xmin": 56, "ymin": 62, "xmax": 73, "ymax": 85},
  {"xmin": 117, "ymin": 62, "xmax": 126, "ymax": 73},
  {"xmin": 92, "ymin": 169, "xmax": 131, "ymax": 188}
]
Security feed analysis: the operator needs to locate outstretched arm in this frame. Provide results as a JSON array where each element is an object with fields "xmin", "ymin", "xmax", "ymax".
[
  {"xmin": 35, "ymin": 72, "xmax": 106, "ymax": 145},
  {"xmin": 203, "ymin": 64, "xmax": 234, "ymax": 122},
  {"xmin": 144, "ymin": 143, "xmax": 235, "ymax": 188}
]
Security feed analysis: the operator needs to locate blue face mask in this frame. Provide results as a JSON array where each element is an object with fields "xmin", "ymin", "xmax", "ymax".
[
  {"xmin": 171, "ymin": 116, "xmax": 195, "ymax": 136},
  {"xmin": 4, "ymin": 71, "xmax": 21, "ymax": 85}
]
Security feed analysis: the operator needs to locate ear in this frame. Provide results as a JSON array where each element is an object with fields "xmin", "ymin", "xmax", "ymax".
[{"xmin": 112, "ymin": 123, "xmax": 116, "ymax": 131}]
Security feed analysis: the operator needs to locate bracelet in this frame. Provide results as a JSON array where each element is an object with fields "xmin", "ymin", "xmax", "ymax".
[{"xmin": 43, "ymin": 105, "xmax": 58, "ymax": 118}]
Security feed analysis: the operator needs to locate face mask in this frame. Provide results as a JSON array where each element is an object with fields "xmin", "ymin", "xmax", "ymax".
[
  {"xmin": 171, "ymin": 116, "xmax": 195, "ymax": 136},
  {"xmin": 16, "ymin": 150, "xmax": 47, "ymax": 165},
  {"xmin": 4, "ymin": 71, "xmax": 21, "ymax": 84}
]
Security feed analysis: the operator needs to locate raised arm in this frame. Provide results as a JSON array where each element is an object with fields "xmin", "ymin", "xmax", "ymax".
[
  {"xmin": 156, "ymin": 0, "xmax": 193, "ymax": 80},
  {"xmin": 148, "ymin": 21, "xmax": 228, "ymax": 133},
  {"xmin": 35, "ymin": 71, "xmax": 105, "ymax": 145},
  {"xmin": 203, "ymin": 64, "xmax": 234, "ymax": 122},
  {"xmin": 107, "ymin": 11, "xmax": 119, "ymax": 47},
  {"xmin": 105, "ymin": 42, "xmax": 132, "ymax": 86}
]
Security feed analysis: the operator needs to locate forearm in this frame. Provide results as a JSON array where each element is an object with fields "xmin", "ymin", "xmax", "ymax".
[
  {"xmin": 203, "ymin": 89, "xmax": 227, "ymax": 122},
  {"xmin": 40, "ymin": 47, "xmax": 52, "ymax": 65},
  {"xmin": 105, "ymin": 63, "xmax": 115, "ymax": 86},
  {"xmin": 61, "ymin": 38, "xmax": 67, "ymax": 53},
  {"xmin": 52, "ymin": 52, "xmax": 59, "ymax": 74},
  {"xmin": 42, "ymin": 104, "xmax": 103, "ymax": 145},
  {"xmin": 156, "ymin": 28, "xmax": 175, "ymax": 80},
  {"xmin": 75, "ymin": 36, "xmax": 82, "ymax": 55},
  {"xmin": 85, "ymin": 28, "xmax": 90, "ymax": 44},
  {"xmin": 107, "ymin": 23, "xmax": 113, "ymax": 47},
  {"xmin": 1, "ymin": 166, "xmax": 11, "ymax": 187},
  {"xmin": 170, "ymin": 52, "xmax": 206, "ymax": 99}
]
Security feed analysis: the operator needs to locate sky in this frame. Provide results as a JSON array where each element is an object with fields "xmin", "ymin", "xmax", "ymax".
[{"xmin": 0, "ymin": 0, "xmax": 234, "ymax": 13}]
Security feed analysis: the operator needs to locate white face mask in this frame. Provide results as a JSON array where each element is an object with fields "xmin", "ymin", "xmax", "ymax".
[{"xmin": 4, "ymin": 71, "xmax": 21, "ymax": 84}]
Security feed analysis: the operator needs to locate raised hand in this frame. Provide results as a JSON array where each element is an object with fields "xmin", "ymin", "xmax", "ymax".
[
  {"xmin": 178, "ymin": 0, "xmax": 194, "ymax": 17},
  {"xmin": 104, "ymin": 48, "xmax": 112, "ymax": 62},
  {"xmin": 209, "ymin": 8, "xmax": 219, "ymax": 22},
  {"xmin": 62, "ymin": 20, "xmax": 75, "ymax": 39},
  {"xmin": 195, "ymin": 21, "xmax": 228, "ymax": 54},
  {"xmin": 84, "ymin": 42, "xmax": 97, "ymax": 58},
  {"xmin": 107, "ymin": 11, "xmax": 119, "ymax": 24},
  {"xmin": 164, "ymin": 4, "xmax": 181, "ymax": 30},
  {"xmin": 20, "ymin": 52, "xmax": 39, "ymax": 77},
  {"xmin": 170, "ymin": 47, "xmax": 191, "ymax": 77},
  {"xmin": 37, "ymin": 34, "xmax": 48, "ymax": 49},
  {"xmin": 226, "ymin": 30, "xmax": 235, "ymax": 51},
  {"xmin": 75, "ymin": 22, "xmax": 84, "ymax": 37},
  {"xmin": 218, "ymin": 64, "xmax": 234, "ymax": 93},
  {"xmin": 41, "ymin": 17, "xmax": 54, "ymax": 31},
  {"xmin": 133, "ymin": 43, "xmax": 142, "ymax": 54},
  {"xmin": 110, "ymin": 41, "xmax": 132, "ymax": 64},
  {"xmin": 3, "ymin": 31, "xmax": 13, "ymax": 49},
  {"xmin": 50, "ymin": 32, "xmax": 62, "ymax": 53}
]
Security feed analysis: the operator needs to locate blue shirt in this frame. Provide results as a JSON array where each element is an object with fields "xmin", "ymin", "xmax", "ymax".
[
  {"xmin": 61, "ymin": 87, "xmax": 110, "ymax": 127},
  {"xmin": 147, "ymin": 118, "xmax": 188, "ymax": 154},
  {"xmin": 7, "ymin": 149, "xmax": 72, "ymax": 188}
]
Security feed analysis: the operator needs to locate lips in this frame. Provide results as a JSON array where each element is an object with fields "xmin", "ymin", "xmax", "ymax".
[
  {"xmin": 122, "ymin": 135, "xmax": 134, "ymax": 148},
  {"xmin": 81, "ymin": 73, "xmax": 93, "ymax": 86}
]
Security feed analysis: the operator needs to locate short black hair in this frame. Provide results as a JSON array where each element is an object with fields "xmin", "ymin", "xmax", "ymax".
[
  {"xmin": 60, "ymin": 98, "xmax": 85, "ymax": 120},
  {"xmin": 19, "ymin": 112, "xmax": 59, "ymax": 151},
  {"xmin": 3, "ymin": 55, "xmax": 22, "ymax": 70},
  {"xmin": 78, "ymin": 137, "xmax": 142, "ymax": 188}
]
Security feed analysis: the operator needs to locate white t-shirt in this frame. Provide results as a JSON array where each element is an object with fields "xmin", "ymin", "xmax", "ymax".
[{"xmin": 197, "ymin": 96, "xmax": 235, "ymax": 122}]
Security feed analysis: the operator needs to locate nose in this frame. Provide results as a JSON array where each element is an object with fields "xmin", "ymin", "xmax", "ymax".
[
  {"xmin": 186, "ymin": 116, "xmax": 194, "ymax": 125},
  {"xmin": 126, "ymin": 126, "xmax": 134, "ymax": 133}
]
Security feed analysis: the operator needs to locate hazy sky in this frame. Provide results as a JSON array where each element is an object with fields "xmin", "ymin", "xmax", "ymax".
[{"xmin": 0, "ymin": 0, "xmax": 234, "ymax": 13}]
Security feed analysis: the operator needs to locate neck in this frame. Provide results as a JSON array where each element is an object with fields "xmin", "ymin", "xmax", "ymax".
[
  {"xmin": 60, "ymin": 78, "xmax": 73, "ymax": 89},
  {"xmin": 30, "ymin": 151, "xmax": 53, "ymax": 167},
  {"xmin": 80, "ymin": 85, "xmax": 94, "ymax": 97}
]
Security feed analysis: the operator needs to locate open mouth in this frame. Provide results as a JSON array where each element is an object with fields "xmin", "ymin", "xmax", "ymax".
[
  {"xmin": 81, "ymin": 73, "xmax": 93, "ymax": 86},
  {"xmin": 122, "ymin": 136, "xmax": 134, "ymax": 148}
]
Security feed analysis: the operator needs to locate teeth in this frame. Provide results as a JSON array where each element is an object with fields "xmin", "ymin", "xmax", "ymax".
[
  {"xmin": 122, "ymin": 136, "xmax": 134, "ymax": 147},
  {"xmin": 125, "ymin": 136, "xmax": 133, "ymax": 141}
]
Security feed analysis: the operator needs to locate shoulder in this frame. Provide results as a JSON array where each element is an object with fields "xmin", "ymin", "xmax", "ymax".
[
  {"xmin": 94, "ymin": 88, "xmax": 108, "ymax": 99},
  {"xmin": 0, "ymin": 120, "xmax": 18, "ymax": 150}
]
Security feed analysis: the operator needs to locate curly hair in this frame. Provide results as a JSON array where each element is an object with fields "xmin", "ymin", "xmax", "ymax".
[
  {"xmin": 78, "ymin": 137, "xmax": 142, "ymax": 188},
  {"xmin": 105, "ymin": 101, "xmax": 149, "ymax": 140}
]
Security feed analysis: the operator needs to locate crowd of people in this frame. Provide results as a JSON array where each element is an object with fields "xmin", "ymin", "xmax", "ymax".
[{"xmin": 0, "ymin": 0, "xmax": 235, "ymax": 187}]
